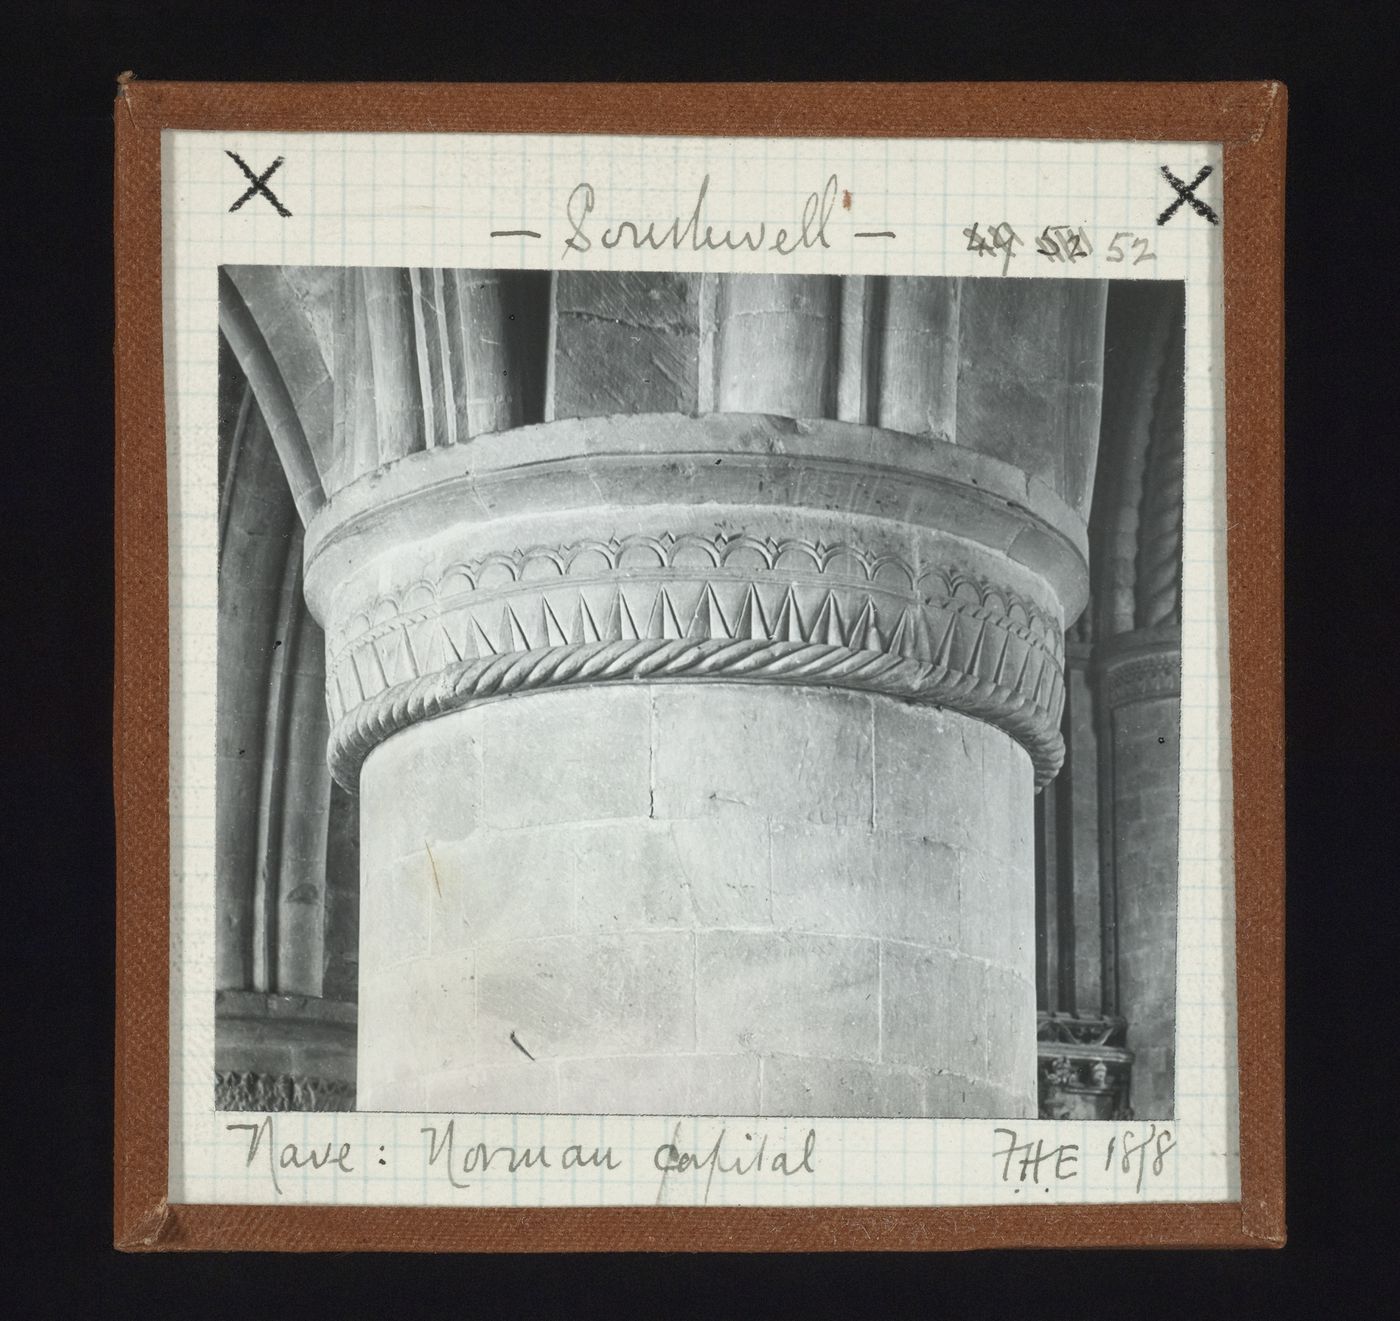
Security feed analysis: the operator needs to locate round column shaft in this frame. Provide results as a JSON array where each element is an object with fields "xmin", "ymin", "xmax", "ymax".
[{"xmin": 305, "ymin": 411, "xmax": 1092, "ymax": 1117}]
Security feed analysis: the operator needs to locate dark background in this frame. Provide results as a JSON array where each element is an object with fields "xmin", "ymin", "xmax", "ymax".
[{"xmin": 9, "ymin": 0, "xmax": 1395, "ymax": 1312}]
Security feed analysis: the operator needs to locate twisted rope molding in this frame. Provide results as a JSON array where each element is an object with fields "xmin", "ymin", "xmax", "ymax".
[
  {"xmin": 328, "ymin": 633, "xmax": 1067, "ymax": 792},
  {"xmin": 1135, "ymin": 421, "xmax": 1185, "ymax": 630},
  {"xmin": 1134, "ymin": 310, "xmax": 1186, "ymax": 631}
]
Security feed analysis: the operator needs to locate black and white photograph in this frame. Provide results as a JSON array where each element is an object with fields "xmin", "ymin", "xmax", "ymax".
[{"xmin": 213, "ymin": 265, "xmax": 1185, "ymax": 1124}]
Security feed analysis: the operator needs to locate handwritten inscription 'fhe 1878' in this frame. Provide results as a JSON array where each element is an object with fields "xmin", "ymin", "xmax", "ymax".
[
  {"xmin": 563, "ymin": 173, "xmax": 840, "ymax": 260},
  {"xmin": 995, "ymin": 1124, "xmax": 1177, "ymax": 1194}
]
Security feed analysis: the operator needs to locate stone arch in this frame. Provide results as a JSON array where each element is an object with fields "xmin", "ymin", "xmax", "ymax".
[
  {"xmin": 1084, "ymin": 281, "xmax": 1186, "ymax": 1121},
  {"xmin": 218, "ymin": 267, "xmax": 327, "ymax": 524},
  {"xmin": 1089, "ymin": 281, "xmax": 1186, "ymax": 640},
  {"xmin": 213, "ymin": 337, "xmax": 357, "ymax": 1111}
]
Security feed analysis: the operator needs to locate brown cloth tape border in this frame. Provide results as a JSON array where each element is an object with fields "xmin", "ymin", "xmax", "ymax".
[{"xmin": 114, "ymin": 80, "xmax": 1285, "ymax": 1252}]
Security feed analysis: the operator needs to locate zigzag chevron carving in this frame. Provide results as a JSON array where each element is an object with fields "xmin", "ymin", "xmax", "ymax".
[
  {"xmin": 373, "ymin": 585, "xmax": 1025, "ymax": 671},
  {"xmin": 329, "ymin": 579, "xmax": 1060, "ymax": 714},
  {"xmin": 322, "ymin": 531, "xmax": 1069, "ymax": 793}
]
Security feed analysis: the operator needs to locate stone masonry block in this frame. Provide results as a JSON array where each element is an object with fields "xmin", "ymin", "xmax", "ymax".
[
  {"xmin": 574, "ymin": 817, "xmax": 772, "ymax": 932},
  {"xmin": 557, "ymin": 1054, "xmax": 762, "ymax": 1117},
  {"xmin": 651, "ymin": 685, "xmax": 874, "ymax": 827},
  {"xmin": 982, "ymin": 964, "xmax": 1036, "ymax": 1090},
  {"xmin": 572, "ymin": 821, "xmax": 690, "ymax": 932},
  {"xmin": 425, "ymin": 1060, "xmax": 561, "ymax": 1114},
  {"xmin": 360, "ymin": 719, "xmax": 482, "ymax": 876},
  {"xmin": 770, "ymin": 826, "xmax": 960, "ymax": 948},
  {"xmin": 428, "ymin": 829, "xmax": 577, "ymax": 953},
  {"xmin": 358, "ymin": 953, "xmax": 476, "ymax": 1086},
  {"xmin": 695, "ymin": 931, "xmax": 879, "ymax": 1060},
  {"xmin": 359, "ymin": 850, "xmax": 432, "ymax": 974},
  {"xmin": 361, "ymin": 1074, "xmax": 426, "ymax": 1112},
  {"xmin": 923, "ymin": 1073, "xmax": 1033, "ymax": 1119},
  {"xmin": 475, "ymin": 931, "xmax": 695, "ymax": 1067},
  {"xmin": 873, "ymin": 832, "xmax": 962, "ymax": 948},
  {"xmin": 769, "ymin": 825, "xmax": 880, "ymax": 936},
  {"xmin": 872, "ymin": 700, "xmax": 988, "ymax": 849},
  {"xmin": 477, "ymin": 688, "xmax": 653, "ymax": 829},
  {"xmin": 959, "ymin": 849, "xmax": 1034, "ymax": 971},
  {"xmin": 663, "ymin": 818, "xmax": 772, "ymax": 928},
  {"xmin": 761, "ymin": 1054, "xmax": 924, "ymax": 1118},
  {"xmin": 684, "ymin": 1055, "xmax": 765, "ymax": 1116},
  {"xmin": 880, "ymin": 942, "xmax": 987, "ymax": 1081}
]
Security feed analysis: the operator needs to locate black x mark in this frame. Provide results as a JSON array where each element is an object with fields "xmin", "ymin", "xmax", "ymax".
[
  {"xmin": 1157, "ymin": 165, "xmax": 1218, "ymax": 226},
  {"xmin": 226, "ymin": 151, "xmax": 292, "ymax": 218}
]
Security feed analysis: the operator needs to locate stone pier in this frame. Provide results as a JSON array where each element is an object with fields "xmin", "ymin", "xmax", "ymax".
[
  {"xmin": 225, "ymin": 268, "xmax": 1108, "ymax": 1118},
  {"xmin": 1087, "ymin": 281, "xmax": 1186, "ymax": 1120}
]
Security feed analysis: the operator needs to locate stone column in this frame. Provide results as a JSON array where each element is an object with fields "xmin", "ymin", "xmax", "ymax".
[
  {"xmin": 307, "ymin": 412, "xmax": 1095, "ymax": 1117},
  {"xmin": 1089, "ymin": 281, "xmax": 1185, "ymax": 1121},
  {"xmin": 212, "ymin": 333, "xmax": 358, "ymax": 1112},
  {"xmin": 222, "ymin": 267, "xmax": 1106, "ymax": 1118},
  {"xmin": 1101, "ymin": 344, "xmax": 1184, "ymax": 1121},
  {"xmin": 299, "ymin": 277, "xmax": 1106, "ymax": 1120},
  {"xmin": 1097, "ymin": 624, "xmax": 1180, "ymax": 1119}
]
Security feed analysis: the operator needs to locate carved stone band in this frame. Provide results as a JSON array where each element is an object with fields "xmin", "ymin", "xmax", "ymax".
[
  {"xmin": 303, "ymin": 413, "xmax": 1091, "ymax": 790},
  {"xmin": 1097, "ymin": 624, "xmax": 1183, "ymax": 711}
]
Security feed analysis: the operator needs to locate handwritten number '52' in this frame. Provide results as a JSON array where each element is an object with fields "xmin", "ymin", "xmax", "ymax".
[
  {"xmin": 1106, "ymin": 230, "xmax": 1157, "ymax": 265},
  {"xmin": 1035, "ymin": 225, "xmax": 1093, "ymax": 263}
]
